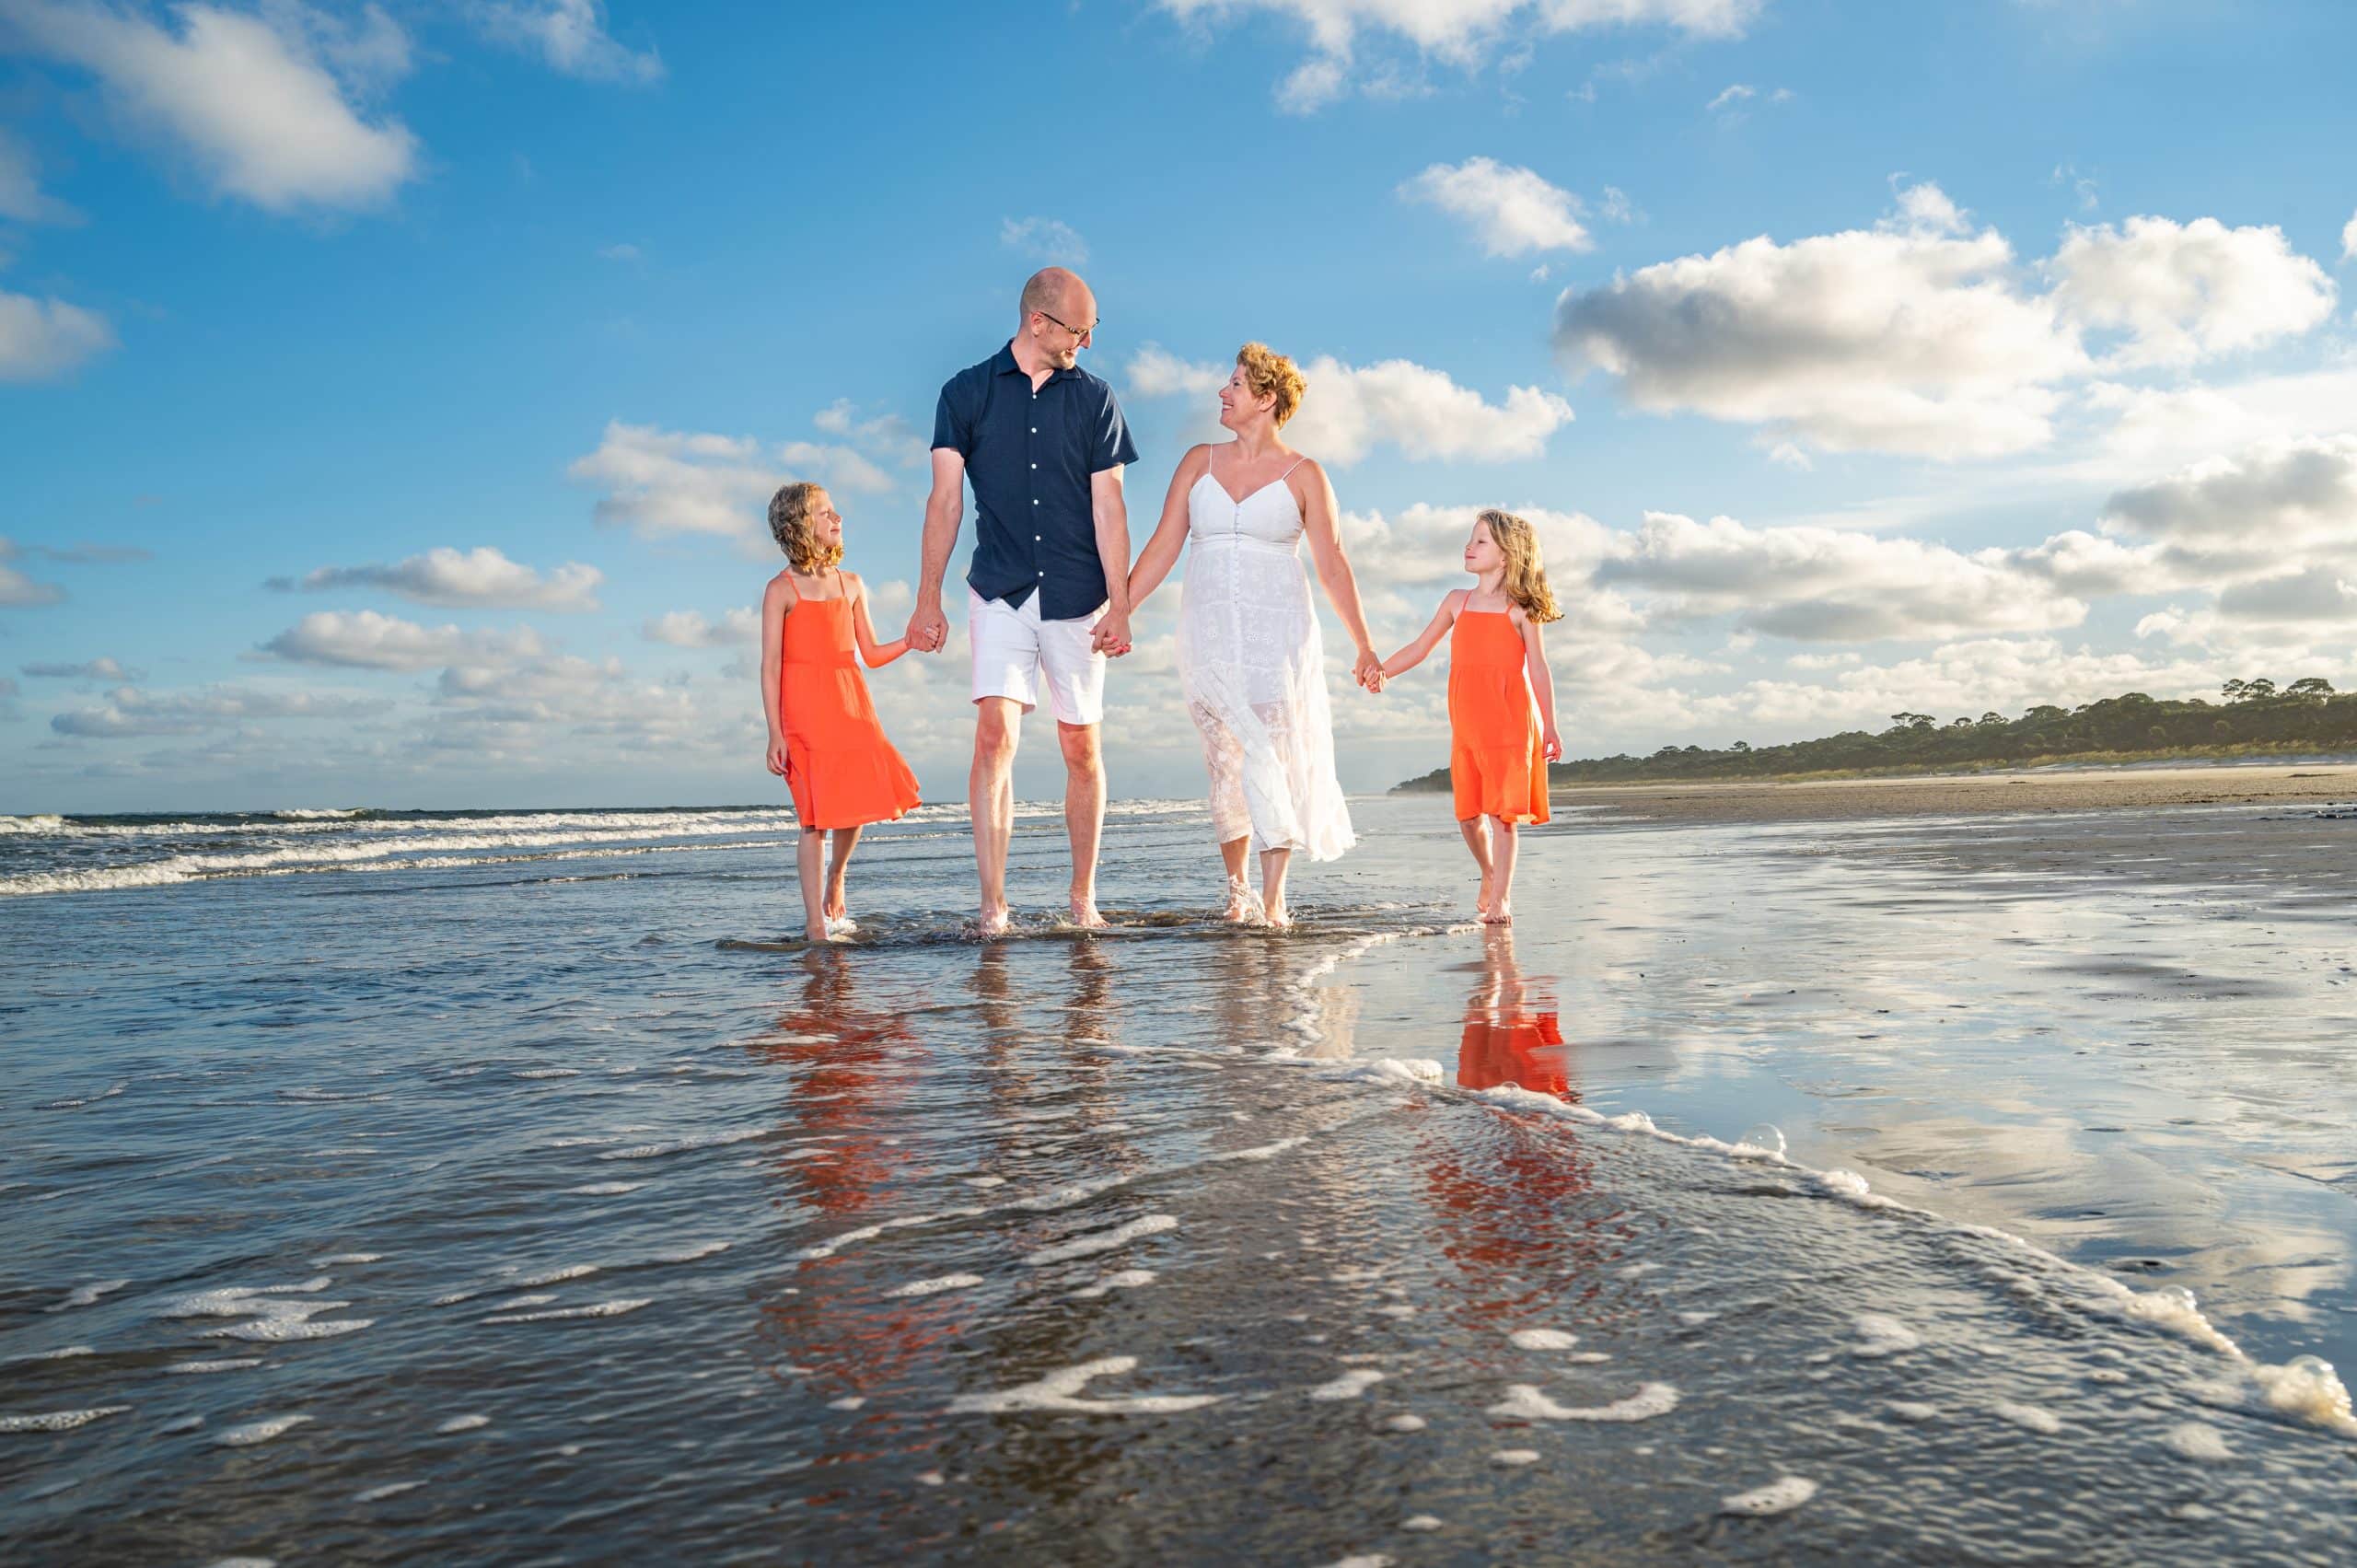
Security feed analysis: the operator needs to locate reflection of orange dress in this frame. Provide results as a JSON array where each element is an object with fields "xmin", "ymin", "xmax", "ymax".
[
  {"xmin": 1447, "ymin": 610, "xmax": 1550, "ymax": 825},
  {"xmin": 1456, "ymin": 1013, "xmax": 1570, "ymax": 1098},
  {"xmin": 780, "ymin": 595, "xmax": 921, "ymax": 830}
]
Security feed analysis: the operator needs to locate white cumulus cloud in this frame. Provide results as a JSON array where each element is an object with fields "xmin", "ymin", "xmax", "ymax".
[
  {"xmin": 643, "ymin": 607, "xmax": 759, "ymax": 647},
  {"xmin": 270, "ymin": 546, "xmax": 603, "ymax": 610},
  {"xmin": 3, "ymin": 0, "xmax": 421, "ymax": 212},
  {"xmin": 1399, "ymin": 157, "xmax": 1592, "ymax": 256},
  {"xmin": 2049, "ymin": 216, "xmax": 2337, "ymax": 368},
  {"xmin": 20, "ymin": 656, "xmax": 142, "ymax": 679},
  {"xmin": 473, "ymin": 0, "xmax": 662, "ymax": 84},
  {"xmin": 257, "ymin": 610, "xmax": 548, "ymax": 671},
  {"xmin": 570, "ymin": 415, "xmax": 907, "ymax": 543},
  {"xmin": 0, "ymin": 535, "xmax": 65, "ymax": 606},
  {"xmin": 50, "ymin": 682, "xmax": 389, "ymax": 738},
  {"xmin": 0, "ymin": 286, "xmax": 115, "ymax": 381},
  {"xmin": 1001, "ymin": 216, "xmax": 1089, "ymax": 264},
  {"xmin": 1124, "ymin": 348, "xmax": 1573, "ymax": 465},
  {"xmin": 0, "ymin": 128, "xmax": 81, "ymax": 224}
]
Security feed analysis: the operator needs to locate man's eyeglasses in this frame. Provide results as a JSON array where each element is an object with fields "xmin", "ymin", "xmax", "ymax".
[{"xmin": 1038, "ymin": 308, "xmax": 1098, "ymax": 339}]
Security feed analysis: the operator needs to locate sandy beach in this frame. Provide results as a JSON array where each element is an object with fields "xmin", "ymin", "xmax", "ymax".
[{"xmin": 1545, "ymin": 760, "xmax": 2357, "ymax": 824}]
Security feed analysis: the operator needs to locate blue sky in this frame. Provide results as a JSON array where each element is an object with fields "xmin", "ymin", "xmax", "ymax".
[{"xmin": 3, "ymin": 0, "xmax": 2354, "ymax": 811}]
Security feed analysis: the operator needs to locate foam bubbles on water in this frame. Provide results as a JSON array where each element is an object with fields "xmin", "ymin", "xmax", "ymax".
[
  {"xmin": 645, "ymin": 1239, "xmax": 730, "ymax": 1264},
  {"xmin": 312, "ymin": 1253, "xmax": 382, "ymax": 1266},
  {"xmin": 945, "ymin": 1356, "xmax": 1222, "ymax": 1415},
  {"xmin": 1852, "ymin": 1314, "xmax": 1921, "ymax": 1359},
  {"xmin": 1508, "ymin": 1329, "xmax": 1578, "ymax": 1351},
  {"xmin": 437, "ymin": 1414, "xmax": 491, "ymax": 1434},
  {"xmin": 1490, "ymin": 1449, "xmax": 1540, "ymax": 1467},
  {"xmin": 1072, "ymin": 1269, "xmax": 1155, "ymax": 1299},
  {"xmin": 1401, "ymin": 1516, "xmax": 1442, "ymax": 1533},
  {"xmin": 565, "ymin": 1182, "xmax": 642, "ymax": 1196},
  {"xmin": 0, "ymin": 1407, "xmax": 131, "ymax": 1433},
  {"xmin": 1887, "ymin": 1400, "xmax": 1940, "ymax": 1423},
  {"xmin": 514, "ymin": 1263, "xmax": 599, "ymax": 1286},
  {"xmin": 355, "ymin": 1480, "xmax": 427, "ymax": 1502},
  {"xmin": 2162, "ymin": 1422, "xmax": 2234, "ymax": 1461},
  {"xmin": 215, "ymin": 1414, "xmax": 311, "ymax": 1446},
  {"xmin": 165, "ymin": 1359, "xmax": 265, "ymax": 1375},
  {"xmin": 1722, "ymin": 1476, "xmax": 1818, "ymax": 1516},
  {"xmin": 2249, "ymin": 1355, "xmax": 2353, "ymax": 1432},
  {"xmin": 53, "ymin": 1279, "xmax": 130, "ymax": 1310},
  {"xmin": 1487, "ymin": 1383, "xmax": 1679, "ymax": 1423},
  {"xmin": 22, "ymin": 1344, "xmax": 94, "ymax": 1360},
  {"xmin": 1022, "ymin": 1214, "xmax": 1178, "ymax": 1267},
  {"xmin": 1991, "ymin": 1400, "xmax": 2063, "ymax": 1434},
  {"xmin": 1381, "ymin": 1413, "xmax": 1426, "ymax": 1433},
  {"xmin": 1309, "ymin": 1369, "xmax": 1386, "ymax": 1401},
  {"xmin": 886, "ymin": 1274, "xmax": 985, "ymax": 1299},
  {"xmin": 482, "ymin": 1298, "xmax": 650, "ymax": 1324}
]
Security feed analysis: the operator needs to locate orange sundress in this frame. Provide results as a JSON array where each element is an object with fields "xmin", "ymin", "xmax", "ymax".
[
  {"xmin": 1446, "ymin": 610, "xmax": 1550, "ymax": 825},
  {"xmin": 778, "ymin": 594, "xmax": 921, "ymax": 830}
]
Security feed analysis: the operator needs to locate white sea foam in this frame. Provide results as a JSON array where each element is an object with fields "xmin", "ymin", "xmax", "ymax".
[
  {"xmin": 515, "ymin": 1068, "xmax": 583, "ymax": 1080},
  {"xmin": 1723, "ymin": 1477, "xmax": 1818, "ymax": 1516},
  {"xmin": 165, "ymin": 1359, "xmax": 264, "ymax": 1375},
  {"xmin": 313, "ymin": 1252, "xmax": 382, "ymax": 1266},
  {"xmin": 0, "ymin": 1407, "xmax": 132, "ymax": 1433},
  {"xmin": 490, "ymin": 1294, "xmax": 559, "ymax": 1311},
  {"xmin": 1490, "ymin": 1449, "xmax": 1540, "ymax": 1467},
  {"xmin": 945, "ymin": 1356, "xmax": 1222, "ymax": 1415},
  {"xmin": 565, "ymin": 1182, "xmax": 642, "ymax": 1196},
  {"xmin": 1852, "ymin": 1314, "xmax": 1921, "ymax": 1359},
  {"xmin": 1309, "ymin": 1369, "xmax": 1386, "ymax": 1401},
  {"xmin": 886, "ymin": 1274, "xmax": 985, "ymax": 1299},
  {"xmin": 644, "ymin": 1240, "xmax": 730, "ymax": 1264},
  {"xmin": 514, "ymin": 1264, "xmax": 599, "ymax": 1286},
  {"xmin": 1072, "ymin": 1269, "xmax": 1155, "ymax": 1300},
  {"xmin": 1508, "ymin": 1329, "xmax": 1578, "ymax": 1351},
  {"xmin": 482, "ymin": 1298, "xmax": 650, "ymax": 1324},
  {"xmin": 1022, "ymin": 1214, "xmax": 1178, "ymax": 1267},
  {"xmin": 215, "ymin": 1414, "xmax": 311, "ymax": 1446},
  {"xmin": 599, "ymin": 1128, "xmax": 764, "ymax": 1160},
  {"xmin": 1887, "ymin": 1400, "xmax": 1940, "ymax": 1423},
  {"xmin": 1991, "ymin": 1400, "xmax": 2062, "ymax": 1434},
  {"xmin": 53, "ymin": 1278, "xmax": 130, "ymax": 1310},
  {"xmin": 2162, "ymin": 1422, "xmax": 2234, "ymax": 1461},
  {"xmin": 437, "ymin": 1414, "xmax": 492, "ymax": 1433},
  {"xmin": 828, "ymin": 1397, "xmax": 865, "ymax": 1411},
  {"xmin": 23, "ymin": 1344, "xmax": 94, "ymax": 1360},
  {"xmin": 1401, "ymin": 1516, "xmax": 1443, "ymax": 1532},
  {"xmin": 1487, "ymin": 1383, "xmax": 1679, "ymax": 1423},
  {"xmin": 356, "ymin": 1480, "xmax": 427, "ymax": 1502}
]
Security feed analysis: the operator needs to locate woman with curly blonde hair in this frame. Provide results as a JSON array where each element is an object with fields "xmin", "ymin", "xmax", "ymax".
[{"xmin": 1127, "ymin": 343, "xmax": 1383, "ymax": 927}]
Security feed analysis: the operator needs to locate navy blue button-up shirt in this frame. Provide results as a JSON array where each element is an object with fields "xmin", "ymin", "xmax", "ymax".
[{"xmin": 932, "ymin": 342, "xmax": 1140, "ymax": 621}]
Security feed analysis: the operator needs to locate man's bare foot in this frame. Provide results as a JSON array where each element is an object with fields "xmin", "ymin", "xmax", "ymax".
[
  {"xmin": 1068, "ymin": 896, "xmax": 1108, "ymax": 929},
  {"xmin": 977, "ymin": 905, "xmax": 1012, "ymax": 938}
]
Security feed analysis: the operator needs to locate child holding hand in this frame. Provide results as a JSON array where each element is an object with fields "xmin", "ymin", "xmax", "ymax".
[
  {"xmin": 1376, "ymin": 508, "xmax": 1562, "ymax": 923},
  {"xmin": 760, "ymin": 482, "xmax": 923, "ymax": 942}
]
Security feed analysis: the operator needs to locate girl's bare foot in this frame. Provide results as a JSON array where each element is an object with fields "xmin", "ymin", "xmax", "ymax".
[
  {"xmin": 824, "ymin": 889, "xmax": 849, "ymax": 923},
  {"xmin": 1480, "ymin": 901, "xmax": 1513, "ymax": 925},
  {"xmin": 977, "ymin": 905, "xmax": 1012, "ymax": 938},
  {"xmin": 1474, "ymin": 877, "xmax": 1494, "ymax": 919},
  {"xmin": 805, "ymin": 919, "xmax": 832, "ymax": 943}
]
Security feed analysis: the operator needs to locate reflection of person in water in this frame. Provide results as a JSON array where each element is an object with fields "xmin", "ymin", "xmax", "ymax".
[{"xmin": 1453, "ymin": 923, "xmax": 1572, "ymax": 1098}]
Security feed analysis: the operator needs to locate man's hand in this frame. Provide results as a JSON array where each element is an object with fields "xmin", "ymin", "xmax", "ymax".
[
  {"xmin": 906, "ymin": 599, "xmax": 947, "ymax": 654},
  {"xmin": 1092, "ymin": 607, "xmax": 1133, "ymax": 657}
]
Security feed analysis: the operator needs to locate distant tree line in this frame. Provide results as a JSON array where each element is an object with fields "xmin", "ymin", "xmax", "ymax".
[{"xmin": 1393, "ymin": 678, "xmax": 2354, "ymax": 792}]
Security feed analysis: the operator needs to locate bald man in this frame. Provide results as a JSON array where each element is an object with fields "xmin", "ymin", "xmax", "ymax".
[{"xmin": 909, "ymin": 268, "xmax": 1138, "ymax": 935}]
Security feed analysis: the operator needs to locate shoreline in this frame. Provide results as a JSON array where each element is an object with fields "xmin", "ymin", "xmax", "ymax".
[{"xmin": 1531, "ymin": 760, "xmax": 2357, "ymax": 825}]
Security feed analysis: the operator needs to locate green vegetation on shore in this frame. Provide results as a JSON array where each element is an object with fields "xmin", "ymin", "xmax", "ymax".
[{"xmin": 1392, "ymin": 679, "xmax": 2357, "ymax": 792}]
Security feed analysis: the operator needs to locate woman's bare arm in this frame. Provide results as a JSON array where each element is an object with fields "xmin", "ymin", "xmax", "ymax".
[
  {"xmin": 1124, "ymin": 444, "xmax": 1211, "ymax": 611},
  {"xmin": 1295, "ymin": 460, "xmax": 1381, "ymax": 689}
]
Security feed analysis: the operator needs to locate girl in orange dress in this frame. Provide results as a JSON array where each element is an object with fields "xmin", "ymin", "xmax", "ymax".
[
  {"xmin": 760, "ymin": 482, "xmax": 923, "ymax": 942},
  {"xmin": 1376, "ymin": 508, "xmax": 1563, "ymax": 923}
]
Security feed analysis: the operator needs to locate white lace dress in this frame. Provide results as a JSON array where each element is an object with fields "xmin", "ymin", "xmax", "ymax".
[{"xmin": 1175, "ymin": 459, "xmax": 1355, "ymax": 861}]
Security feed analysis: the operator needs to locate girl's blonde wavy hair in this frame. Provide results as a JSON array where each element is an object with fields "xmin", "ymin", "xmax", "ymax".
[
  {"xmin": 768, "ymin": 482, "xmax": 844, "ymax": 574},
  {"xmin": 1478, "ymin": 508, "xmax": 1562, "ymax": 623}
]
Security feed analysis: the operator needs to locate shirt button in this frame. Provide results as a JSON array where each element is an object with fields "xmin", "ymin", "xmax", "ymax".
[
  {"xmin": 1035, "ymin": 534, "xmax": 1041, "ymax": 540},
  {"xmin": 1033, "ymin": 499, "xmax": 1039, "ymax": 505},
  {"xmin": 1030, "ymin": 462, "xmax": 1037, "ymax": 470},
  {"xmin": 1030, "ymin": 427, "xmax": 1038, "ymax": 434}
]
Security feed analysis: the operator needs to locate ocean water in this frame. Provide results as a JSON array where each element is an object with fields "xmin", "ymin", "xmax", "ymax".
[{"xmin": 3, "ymin": 794, "xmax": 2353, "ymax": 1563}]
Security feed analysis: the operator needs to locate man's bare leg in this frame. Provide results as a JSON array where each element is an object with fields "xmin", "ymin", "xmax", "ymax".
[
  {"xmin": 1058, "ymin": 720, "xmax": 1107, "ymax": 927},
  {"xmin": 971, "ymin": 698, "xmax": 1021, "ymax": 935},
  {"xmin": 1459, "ymin": 815, "xmax": 1496, "ymax": 917}
]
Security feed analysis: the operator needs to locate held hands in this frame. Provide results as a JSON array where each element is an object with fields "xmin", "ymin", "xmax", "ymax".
[
  {"xmin": 905, "ymin": 601, "xmax": 948, "ymax": 655},
  {"xmin": 1352, "ymin": 646, "xmax": 1387, "ymax": 693},
  {"xmin": 1092, "ymin": 607, "xmax": 1134, "ymax": 658}
]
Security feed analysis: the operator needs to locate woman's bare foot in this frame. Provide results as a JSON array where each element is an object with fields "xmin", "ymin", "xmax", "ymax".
[
  {"xmin": 977, "ymin": 904, "xmax": 1012, "ymax": 938},
  {"xmin": 1068, "ymin": 896, "xmax": 1108, "ymax": 929},
  {"xmin": 1222, "ymin": 877, "xmax": 1260, "ymax": 923},
  {"xmin": 1261, "ymin": 898, "xmax": 1291, "ymax": 930}
]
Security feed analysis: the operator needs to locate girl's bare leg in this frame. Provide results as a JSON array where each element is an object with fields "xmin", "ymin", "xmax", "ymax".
[
  {"xmin": 1219, "ymin": 835, "xmax": 1258, "ymax": 922},
  {"xmin": 1481, "ymin": 817, "xmax": 1519, "ymax": 923},
  {"xmin": 1459, "ymin": 816, "xmax": 1496, "ymax": 916},
  {"xmin": 824, "ymin": 826, "xmax": 861, "ymax": 924},
  {"xmin": 797, "ymin": 828, "xmax": 829, "ymax": 941},
  {"xmin": 1260, "ymin": 846, "xmax": 1293, "ymax": 929}
]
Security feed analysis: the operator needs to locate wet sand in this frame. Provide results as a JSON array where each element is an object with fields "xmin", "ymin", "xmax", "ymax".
[{"xmin": 1546, "ymin": 761, "xmax": 2357, "ymax": 825}]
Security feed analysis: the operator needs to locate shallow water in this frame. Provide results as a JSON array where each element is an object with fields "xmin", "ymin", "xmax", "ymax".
[{"xmin": 4, "ymin": 794, "xmax": 2353, "ymax": 1562}]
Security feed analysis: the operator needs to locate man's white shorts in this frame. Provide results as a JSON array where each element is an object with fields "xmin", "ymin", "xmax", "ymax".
[{"xmin": 969, "ymin": 587, "xmax": 1106, "ymax": 726}]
